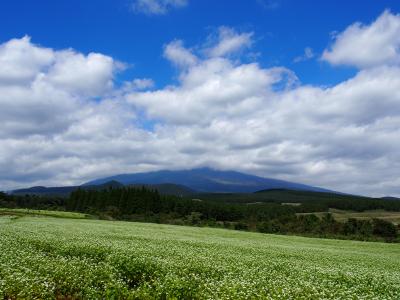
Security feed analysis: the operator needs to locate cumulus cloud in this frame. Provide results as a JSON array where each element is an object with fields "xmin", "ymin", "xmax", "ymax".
[
  {"xmin": 46, "ymin": 50, "xmax": 116, "ymax": 97},
  {"xmin": 132, "ymin": 0, "xmax": 188, "ymax": 15},
  {"xmin": 0, "ymin": 36, "xmax": 118, "ymax": 140},
  {"xmin": 1, "ymin": 12, "xmax": 400, "ymax": 197},
  {"xmin": 322, "ymin": 10, "xmax": 400, "ymax": 68},
  {"xmin": 128, "ymin": 61, "xmax": 294, "ymax": 124},
  {"xmin": 0, "ymin": 36, "xmax": 54, "ymax": 85}
]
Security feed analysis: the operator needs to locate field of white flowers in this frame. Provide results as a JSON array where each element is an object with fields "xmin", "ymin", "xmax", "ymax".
[{"xmin": 0, "ymin": 214, "xmax": 399, "ymax": 299}]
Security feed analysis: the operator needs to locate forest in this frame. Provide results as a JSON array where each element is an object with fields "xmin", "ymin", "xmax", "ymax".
[{"xmin": 0, "ymin": 187, "xmax": 399, "ymax": 242}]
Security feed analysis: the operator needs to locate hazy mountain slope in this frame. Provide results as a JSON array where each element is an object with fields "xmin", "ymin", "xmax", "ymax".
[
  {"xmin": 11, "ymin": 186, "xmax": 79, "ymax": 197},
  {"xmin": 128, "ymin": 183, "xmax": 196, "ymax": 196},
  {"xmin": 84, "ymin": 168, "xmax": 333, "ymax": 193},
  {"xmin": 11, "ymin": 181, "xmax": 195, "ymax": 197},
  {"xmin": 12, "ymin": 181, "xmax": 123, "ymax": 197}
]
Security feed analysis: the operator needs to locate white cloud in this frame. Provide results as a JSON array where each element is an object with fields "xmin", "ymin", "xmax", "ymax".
[
  {"xmin": 1, "ymin": 13, "xmax": 400, "ymax": 198},
  {"xmin": 294, "ymin": 47, "xmax": 314, "ymax": 63},
  {"xmin": 322, "ymin": 10, "xmax": 400, "ymax": 68},
  {"xmin": 206, "ymin": 27, "xmax": 253, "ymax": 58},
  {"xmin": 0, "ymin": 37, "xmax": 119, "ymax": 140},
  {"xmin": 0, "ymin": 36, "xmax": 54, "ymax": 85},
  {"xmin": 123, "ymin": 78, "xmax": 155, "ymax": 91},
  {"xmin": 163, "ymin": 27, "xmax": 254, "ymax": 69},
  {"xmin": 132, "ymin": 0, "xmax": 188, "ymax": 15},
  {"xmin": 128, "ymin": 60, "xmax": 293, "ymax": 125},
  {"xmin": 46, "ymin": 50, "xmax": 115, "ymax": 97},
  {"xmin": 163, "ymin": 40, "xmax": 198, "ymax": 68},
  {"xmin": 0, "ymin": 79, "xmax": 77, "ymax": 138}
]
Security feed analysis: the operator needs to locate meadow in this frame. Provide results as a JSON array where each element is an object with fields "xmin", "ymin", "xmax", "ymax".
[
  {"xmin": 0, "ymin": 208, "xmax": 89, "ymax": 219},
  {"xmin": 1, "ymin": 213, "xmax": 400, "ymax": 299}
]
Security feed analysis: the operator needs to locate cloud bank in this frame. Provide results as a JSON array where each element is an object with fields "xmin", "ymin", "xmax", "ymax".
[{"xmin": 1, "ymin": 11, "xmax": 400, "ymax": 197}]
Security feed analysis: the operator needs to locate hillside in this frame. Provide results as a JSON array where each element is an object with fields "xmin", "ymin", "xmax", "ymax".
[{"xmin": 0, "ymin": 214, "xmax": 399, "ymax": 299}]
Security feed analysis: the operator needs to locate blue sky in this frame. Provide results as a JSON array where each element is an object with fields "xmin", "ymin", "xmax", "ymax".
[
  {"xmin": 2, "ymin": 0, "xmax": 399, "ymax": 86},
  {"xmin": 1, "ymin": 0, "xmax": 400, "ymax": 196}
]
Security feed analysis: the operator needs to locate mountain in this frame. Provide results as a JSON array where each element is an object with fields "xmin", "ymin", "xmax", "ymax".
[
  {"xmin": 84, "ymin": 168, "xmax": 333, "ymax": 193},
  {"xmin": 12, "ymin": 186, "xmax": 79, "ymax": 197},
  {"xmin": 11, "ymin": 181, "xmax": 194, "ymax": 197},
  {"xmin": 12, "ymin": 168, "xmax": 336, "ymax": 196},
  {"xmin": 11, "ymin": 181, "xmax": 124, "ymax": 197}
]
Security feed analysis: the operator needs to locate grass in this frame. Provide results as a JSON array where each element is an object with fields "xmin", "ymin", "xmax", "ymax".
[
  {"xmin": 298, "ymin": 208, "xmax": 400, "ymax": 225},
  {"xmin": 0, "ymin": 208, "xmax": 90, "ymax": 219},
  {"xmin": 0, "ymin": 214, "xmax": 399, "ymax": 299}
]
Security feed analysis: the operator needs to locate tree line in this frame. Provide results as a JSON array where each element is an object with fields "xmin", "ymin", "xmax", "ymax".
[{"xmin": 1, "ymin": 188, "xmax": 398, "ymax": 242}]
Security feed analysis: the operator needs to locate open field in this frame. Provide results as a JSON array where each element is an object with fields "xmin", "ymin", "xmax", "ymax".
[
  {"xmin": 0, "ymin": 208, "xmax": 90, "ymax": 219},
  {"xmin": 298, "ymin": 208, "xmax": 400, "ymax": 225},
  {"xmin": 1, "ymin": 214, "xmax": 399, "ymax": 299}
]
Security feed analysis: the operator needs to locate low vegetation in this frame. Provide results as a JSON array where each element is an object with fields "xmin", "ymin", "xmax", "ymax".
[
  {"xmin": 298, "ymin": 208, "xmax": 400, "ymax": 225},
  {"xmin": 1, "ymin": 215, "xmax": 399, "ymax": 299}
]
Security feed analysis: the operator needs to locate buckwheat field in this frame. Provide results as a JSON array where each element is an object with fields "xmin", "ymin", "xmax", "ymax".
[{"xmin": 1, "ymin": 215, "xmax": 399, "ymax": 299}]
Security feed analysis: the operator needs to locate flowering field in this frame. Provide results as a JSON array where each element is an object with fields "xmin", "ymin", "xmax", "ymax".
[
  {"xmin": 0, "ymin": 208, "xmax": 89, "ymax": 219},
  {"xmin": 0, "ymin": 215, "xmax": 399, "ymax": 299}
]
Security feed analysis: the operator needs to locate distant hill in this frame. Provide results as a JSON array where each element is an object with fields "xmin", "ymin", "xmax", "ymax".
[
  {"xmin": 381, "ymin": 196, "xmax": 400, "ymax": 201},
  {"xmin": 253, "ymin": 188, "xmax": 369, "ymax": 202},
  {"xmin": 192, "ymin": 189, "xmax": 366, "ymax": 204},
  {"xmin": 84, "ymin": 168, "xmax": 334, "ymax": 194},
  {"xmin": 11, "ymin": 181, "xmax": 124, "ymax": 197},
  {"xmin": 12, "ymin": 185, "xmax": 79, "ymax": 197}
]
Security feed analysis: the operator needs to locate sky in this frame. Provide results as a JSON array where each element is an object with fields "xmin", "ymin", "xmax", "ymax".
[{"xmin": 1, "ymin": 0, "xmax": 400, "ymax": 196}]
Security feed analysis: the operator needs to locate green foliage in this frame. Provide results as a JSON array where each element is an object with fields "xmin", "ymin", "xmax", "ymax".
[
  {"xmin": 259, "ymin": 214, "xmax": 398, "ymax": 242},
  {"xmin": 0, "ymin": 192, "xmax": 66, "ymax": 210},
  {"xmin": 372, "ymin": 218, "xmax": 398, "ymax": 239},
  {"xmin": 66, "ymin": 186, "xmax": 296, "ymax": 223},
  {"xmin": 199, "ymin": 189, "xmax": 400, "ymax": 212}
]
